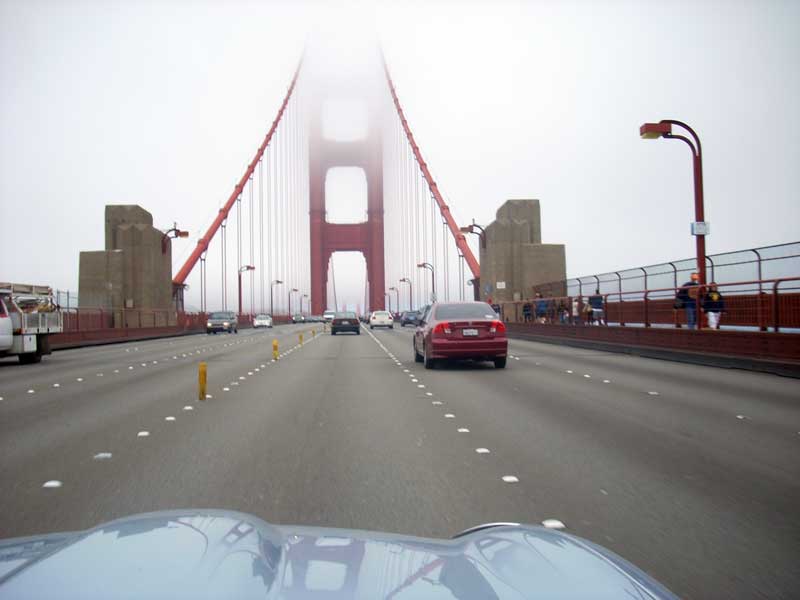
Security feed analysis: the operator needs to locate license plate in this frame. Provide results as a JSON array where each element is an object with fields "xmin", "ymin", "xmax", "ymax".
[
  {"xmin": 341, "ymin": 320, "xmax": 350, "ymax": 325},
  {"xmin": 462, "ymin": 328, "xmax": 479, "ymax": 337}
]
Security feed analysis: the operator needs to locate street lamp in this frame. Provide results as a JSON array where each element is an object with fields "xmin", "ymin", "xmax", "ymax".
[
  {"xmin": 288, "ymin": 288, "xmax": 298, "ymax": 318},
  {"xmin": 459, "ymin": 221, "xmax": 486, "ymax": 249},
  {"xmin": 161, "ymin": 222, "xmax": 190, "ymax": 254},
  {"xmin": 301, "ymin": 294, "xmax": 309, "ymax": 315},
  {"xmin": 270, "ymin": 279, "xmax": 283, "ymax": 317},
  {"xmin": 388, "ymin": 286, "xmax": 399, "ymax": 313},
  {"xmin": 399, "ymin": 277, "xmax": 413, "ymax": 311},
  {"xmin": 238, "ymin": 265, "xmax": 255, "ymax": 318},
  {"xmin": 417, "ymin": 262, "xmax": 435, "ymax": 301},
  {"xmin": 640, "ymin": 120, "xmax": 708, "ymax": 289},
  {"xmin": 384, "ymin": 292, "xmax": 392, "ymax": 313}
]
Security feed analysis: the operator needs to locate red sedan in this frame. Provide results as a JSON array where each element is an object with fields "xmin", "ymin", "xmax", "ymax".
[{"xmin": 413, "ymin": 302, "xmax": 508, "ymax": 369}]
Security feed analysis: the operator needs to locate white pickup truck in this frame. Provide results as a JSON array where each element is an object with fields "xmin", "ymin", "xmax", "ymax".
[{"xmin": 0, "ymin": 283, "xmax": 63, "ymax": 364}]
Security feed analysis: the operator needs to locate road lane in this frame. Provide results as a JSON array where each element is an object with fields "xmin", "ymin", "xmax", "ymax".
[{"xmin": 374, "ymin": 325, "xmax": 800, "ymax": 600}]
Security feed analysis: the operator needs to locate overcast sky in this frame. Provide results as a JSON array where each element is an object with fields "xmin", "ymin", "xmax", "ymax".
[{"xmin": 2, "ymin": 0, "xmax": 798, "ymax": 311}]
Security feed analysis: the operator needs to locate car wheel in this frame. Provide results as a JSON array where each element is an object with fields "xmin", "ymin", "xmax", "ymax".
[
  {"xmin": 494, "ymin": 357, "xmax": 507, "ymax": 369},
  {"xmin": 423, "ymin": 344, "xmax": 436, "ymax": 370},
  {"xmin": 356, "ymin": 329, "xmax": 361, "ymax": 335},
  {"xmin": 331, "ymin": 330, "xmax": 336, "ymax": 336},
  {"xmin": 370, "ymin": 325, "xmax": 374, "ymax": 330},
  {"xmin": 414, "ymin": 341, "xmax": 423, "ymax": 363},
  {"xmin": 19, "ymin": 352, "xmax": 42, "ymax": 364}
]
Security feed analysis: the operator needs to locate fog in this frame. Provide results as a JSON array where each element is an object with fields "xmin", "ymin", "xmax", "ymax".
[{"xmin": 1, "ymin": 0, "xmax": 798, "ymax": 311}]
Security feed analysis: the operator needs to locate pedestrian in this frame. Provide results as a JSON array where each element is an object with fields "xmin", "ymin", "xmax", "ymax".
[
  {"xmin": 557, "ymin": 299, "xmax": 568, "ymax": 324},
  {"xmin": 588, "ymin": 290, "xmax": 604, "ymax": 326},
  {"xmin": 702, "ymin": 283, "xmax": 725, "ymax": 330},
  {"xmin": 535, "ymin": 293, "xmax": 548, "ymax": 324},
  {"xmin": 522, "ymin": 299, "xmax": 533, "ymax": 323},
  {"xmin": 675, "ymin": 272, "xmax": 701, "ymax": 329},
  {"xmin": 571, "ymin": 297, "xmax": 580, "ymax": 325}
]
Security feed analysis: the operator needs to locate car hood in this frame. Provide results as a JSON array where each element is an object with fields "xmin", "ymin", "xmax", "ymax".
[{"xmin": 0, "ymin": 509, "xmax": 677, "ymax": 599}]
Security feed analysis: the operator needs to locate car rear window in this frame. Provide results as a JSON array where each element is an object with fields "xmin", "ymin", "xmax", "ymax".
[
  {"xmin": 434, "ymin": 303, "xmax": 498, "ymax": 320},
  {"xmin": 373, "ymin": 311, "xmax": 390, "ymax": 317}
]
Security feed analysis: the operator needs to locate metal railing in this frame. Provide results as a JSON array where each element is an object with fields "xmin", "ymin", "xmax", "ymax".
[
  {"xmin": 531, "ymin": 242, "xmax": 800, "ymax": 301},
  {"xmin": 501, "ymin": 277, "xmax": 800, "ymax": 332}
]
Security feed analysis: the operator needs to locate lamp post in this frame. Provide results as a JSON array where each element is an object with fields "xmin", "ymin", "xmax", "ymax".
[
  {"xmin": 460, "ymin": 222, "xmax": 485, "ymax": 301},
  {"xmin": 399, "ymin": 277, "xmax": 413, "ymax": 311},
  {"xmin": 288, "ymin": 288, "xmax": 298, "ymax": 319},
  {"xmin": 161, "ymin": 222, "xmax": 189, "ymax": 254},
  {"xmin": 640, "ymin": 120, "xmax": 708, "ymax": 289},
  {"xmin": 270, "ymin": 279, "xmax": 283, "ymax": 317},
  {"xmin": 388, "ymin": 286, "xmax": 399, "ymax": 314},
  {"xmin": 301, "ymin": 294, "xmax": 308, "ymax": 315},
  {"xmin": 417, "ymin": 262, "xmax": 435, "ymax": 302},
  {"xmin": 238, "ymin": 265, "xmax": 255, "ymax": 319},
  {"xmin": 384, "ymin": 292, "xmax": 392, "ymax": 314}
]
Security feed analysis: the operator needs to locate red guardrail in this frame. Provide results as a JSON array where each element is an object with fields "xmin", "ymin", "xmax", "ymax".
[{"xmin": 499, "ymin": 277, "xmax": 800, "ymax": 331}]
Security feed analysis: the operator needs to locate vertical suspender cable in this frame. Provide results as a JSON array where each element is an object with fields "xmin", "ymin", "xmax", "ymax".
[
  {"xmin": 443, "ymin": 222, "xmax": 449, "ymax": 301},
  {"xmin": 431, "ymin": 194, "xmax": 437, "ymax": 297},
  {"xmin": 221, "ymin": 221, "xmax": 227, "ymax": 310},
  {"xmin": 258, "ymin": 159, "xmax": 264, "ymax": 313},
  {"xmin": 249, "ymin": 175, "xmax": 255, "ymax": 315}
]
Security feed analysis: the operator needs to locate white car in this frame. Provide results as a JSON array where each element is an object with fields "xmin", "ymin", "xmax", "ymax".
[
  {"xmin": 253, "ymin": 314, "xmax": 272, "ymax": 328},
  {"xmin": 323, "ymin": 310, "xmax": 336, "ymax": 323},
  {"xmin": 369, "ymin": 311, "xmax": 394, "ymax": 329}
]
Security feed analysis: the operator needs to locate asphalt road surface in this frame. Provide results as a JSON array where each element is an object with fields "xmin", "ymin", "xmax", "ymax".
[{"xmin": 1, "ymin": 324, "xmax": 798, "ymax": 599}]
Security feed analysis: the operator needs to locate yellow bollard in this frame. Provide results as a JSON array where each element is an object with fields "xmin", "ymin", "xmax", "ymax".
[
  {"xmin": 272, "ymin": 339, "xmax": 279, "ymax": 360},
  {"xmin": 312, "ymin": 329, "xmax": 316, "ymax": 338},
  {"xmin": 299, "ymin": 332, "xmax": 304, "ymax": 346},
  {"xmin": 198, "ymin": 362, "xmax": 207, "ymax": 401}
]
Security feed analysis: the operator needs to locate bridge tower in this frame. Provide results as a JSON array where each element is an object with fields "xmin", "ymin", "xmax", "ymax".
[{"xmin": 308, "ymin": 79, "xmax": 385, "ymax": 315}]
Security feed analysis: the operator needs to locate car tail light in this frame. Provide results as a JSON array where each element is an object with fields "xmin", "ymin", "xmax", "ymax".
[
  {"xmin": 432, "ymin": 322, "xmax": 452, "ymax": 335},
  {"xmin": 489, "ymin": 320, "xmax": 506, "ymax": 334}
]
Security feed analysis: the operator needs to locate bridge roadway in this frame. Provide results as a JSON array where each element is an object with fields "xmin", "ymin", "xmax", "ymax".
[{"xmin": 0, "ymin": 324, "xmax": 798, "ymax": 599}]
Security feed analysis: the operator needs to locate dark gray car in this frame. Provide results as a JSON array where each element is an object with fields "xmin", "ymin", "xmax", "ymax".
[
  {"xmin": 0, "ymin": 509, "xmax": 679, "ymax": 599},
  {"xmin": 206, "ymin": 311, "xmax": 238, "ymax": 334}
]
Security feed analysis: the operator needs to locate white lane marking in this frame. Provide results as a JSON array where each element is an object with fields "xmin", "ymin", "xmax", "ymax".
[
  {"xmin": 205, "ymin": 394, "xmax": 213, "ymax": 399},
  {"xmin": 600, "ymin": 489, "xmax": 609, "ymax": 495},
  {"xmin": 603, "ymin": 379, "xmax": 610, "ymax": 384},
  {"xmin": 173, "ymin": 356, "xmax": 177, "ymax": 360},
  {"xmin": 417, "ymin": 384, "xmax": 425, "ymax": 388},
  {"xmin": 514, "ymin": 357, "xmax": 520, "ymax": 361},
  {"xmin": 535, "ymin": 362, "xmax": 541, "ymax": 366},
  {"xmin": 223, "ymin": 387, "xmax": 230, "ymax": 392},
  {"xmin": 165, "ymin": 416, "xmax": 176, "ymax": 421},
  {"xmin": 736, "ymin": 414, "xmax": 750, "ymax": 420},
  {"xmin": 425, "ymin": 392, "xmax": 433, "ymax": 396},
  {"xmin": 403, "ymin": 369, "xmax": 409, "ymax": 373},
  {"xmin": 411, "ymin": 379, "xmax": 418, "ymax": 383},
  {"xmin": 76, "ymin": 377, "xmax": 83, "ymax": 382},
  {"xmin": 0, "ymin": 397, "xmax": 3, "ymax": 401},
  {"xmin": 52, "ymin": 383, "xmax": 60, "ymax": 388},
  {"xmin": 137, "ymin": 431, "xmax": 150, "ymax": 437},
  {"xmin": 247, "ymin": 371, "xmax": 253, "ymax": 375},
  {"xmin": 583, "ymin": 374, "xmax": 591, "ymax": 378},
  {"xmin": 96, "ymin": 373, "xmax": 103, "ymax": 377},
  {"xmin": 542, "ymin": 519, "xmax": 565, "ymax": 530},
  {"xmin": 260, "ymin": 364, "xmax": 266, "ymax": 368},
  {"xmin": 183, "ymin": 405, "xmax": 194, "ymax": 411},
  {"xmin": 239, "ymin": 376, "xmax": 246, "ymax": 380},
  {"xmin": 502, "ymin": 475, "xmax": 519, "ymax": 483},
  {"xmin": 457, "ymin": 428, "xmax": 470, "ymax": 433},
  {"xmin": 114, "ymin": 369, "xmax": 119, "ymax": 373},
  {"xmin": 126, "ymin": 349, "xmax": 130, "ymax": 352},
  {"xmin": 432, "ymin": 401, "xmax": 443, "ymax": 405},
  {"xmin": 475, "ymin": 448, "xmax": 490, "ymax": 454},
  {"xmin": 93, "ymin": 452, "xmax": 112, "ymax": 460},
  {"xmin": 566, "ymin": 370, "xmax": 573, "ymax": 374},
  {"xmin": 141, "ymin": 363, "xmax": 147, "ymax": 367},
  {"xmin": 27, "ymin": 389, "xmax": 35, "ymax": 394},
  {"xmin": 128, "ymin": 366, "xmax": 134, "ymax": 370},
  {"xmin": 444, "ymin": 413, "xmax": 455, "ymax": 418},
  {"xmin": 42, "ymin": 480, "xmax": 62, "ymax": 488},
  {"xmin": 153, "ymin": 360, "xmax": 158, "ymax": 364},
  {"xmin": 232, "ymin": 382, "xmax": 239, "ymax": 386},
  {"xmin": 647, "ymin": 391, "xmax": 660, "ymax": 396}
]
